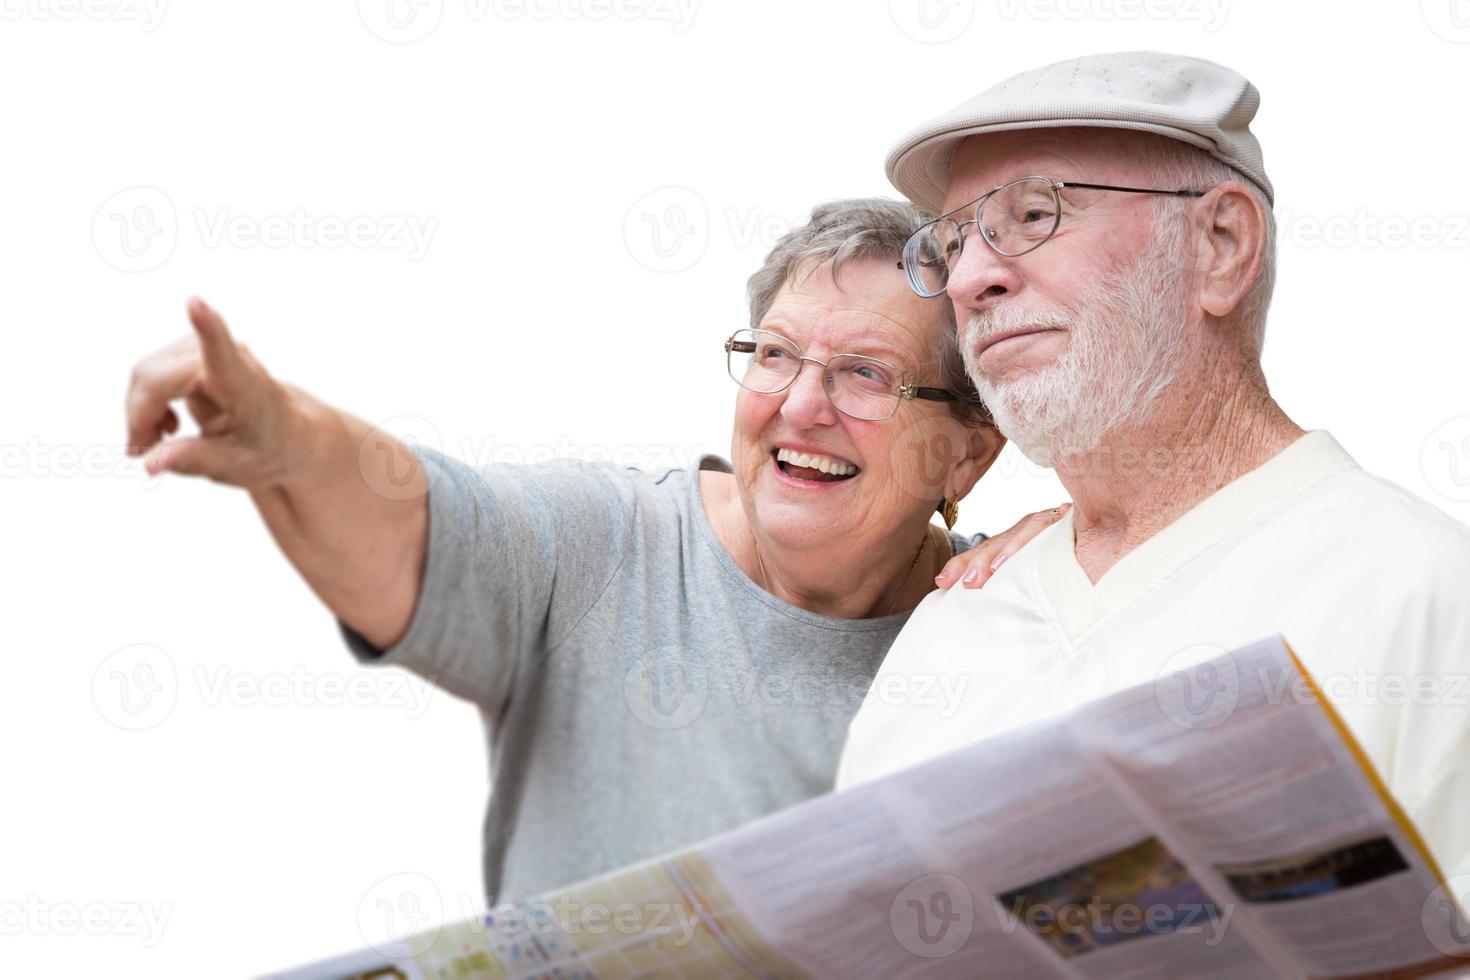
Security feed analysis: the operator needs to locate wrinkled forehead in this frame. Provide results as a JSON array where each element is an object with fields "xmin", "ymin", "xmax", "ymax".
[
  {"xmin": 940, "ymin": 127, "xmax": 1165, "ymax": 214},
  {"xmin": 762, "ymin": 259, "xmax": 951, "ymax": 360}
]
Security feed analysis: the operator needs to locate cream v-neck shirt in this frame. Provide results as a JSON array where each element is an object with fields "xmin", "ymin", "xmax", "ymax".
[{"xmin": 837, "ymin": 430, "xmax": 1470, "ymax": 879}]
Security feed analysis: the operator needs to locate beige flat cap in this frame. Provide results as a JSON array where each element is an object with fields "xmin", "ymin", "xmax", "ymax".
[{"xmin": 886, "ymin": 50, "xmax": 1273, "ymax": 213}]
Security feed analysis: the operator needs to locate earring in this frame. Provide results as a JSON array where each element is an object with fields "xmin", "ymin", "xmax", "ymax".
[{"xmin": 941, "ymin": 495, "xmax": 959, "ymax": 530}]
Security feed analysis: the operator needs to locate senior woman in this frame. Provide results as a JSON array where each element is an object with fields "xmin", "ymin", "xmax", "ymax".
[{"xmin": 121, "ymin": 198, "xmax": 1064, "ymax": 906}]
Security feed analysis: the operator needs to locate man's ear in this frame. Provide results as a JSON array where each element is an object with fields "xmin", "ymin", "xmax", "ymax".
[
  {"xmin": 1196, "ymin": 180, "xmax": 1268, "ymax": 319},
  {"xmin": 950, "ymin": 423, "xmax": 1006, "ymax": 500}
]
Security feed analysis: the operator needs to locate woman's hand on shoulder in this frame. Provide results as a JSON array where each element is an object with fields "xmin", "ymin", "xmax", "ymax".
[{"xmin": 935, "ymin": 503, "xmax": 1071, "ymax": 590}]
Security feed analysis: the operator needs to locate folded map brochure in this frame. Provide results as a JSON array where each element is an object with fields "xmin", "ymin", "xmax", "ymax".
[{"xmin": 266, "ymin": 635, "xmax": 1470, "ymax": 979}]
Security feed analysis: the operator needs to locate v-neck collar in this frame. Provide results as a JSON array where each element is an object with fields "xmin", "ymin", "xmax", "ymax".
[{"xmin": 1037, "ymin": 430, "xmax": 1360, "ymax": 644}]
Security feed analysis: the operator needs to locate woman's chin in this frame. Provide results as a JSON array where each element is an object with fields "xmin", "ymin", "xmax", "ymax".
[{"xmin": 750, "ymin": 504, "xmax": 849, "ymax": 551}]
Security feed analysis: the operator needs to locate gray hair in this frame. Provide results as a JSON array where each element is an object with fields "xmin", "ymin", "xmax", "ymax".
[
  {"xmin": 745, "ymin": 197, "xmax": 990, "ymax": 426},
  {"xmin": 1137, "ymin": 138, "xmax": 1278, "ymax": 361}
]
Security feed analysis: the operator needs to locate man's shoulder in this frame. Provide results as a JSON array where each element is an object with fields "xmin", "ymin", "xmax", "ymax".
[{"xmin": 1306, "ymin": 464, "xmax": 1470, "ymax": 565}]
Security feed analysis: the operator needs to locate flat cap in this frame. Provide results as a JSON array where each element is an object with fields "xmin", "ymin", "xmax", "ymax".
[{"xmin": 886, "ymin": 51, "xmax": 1273, "ymax": 212}]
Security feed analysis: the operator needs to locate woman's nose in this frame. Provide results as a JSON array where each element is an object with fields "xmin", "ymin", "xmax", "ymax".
[{"xmin": 778, "ymin": 360, "xmax": 840, "ymax": 429}]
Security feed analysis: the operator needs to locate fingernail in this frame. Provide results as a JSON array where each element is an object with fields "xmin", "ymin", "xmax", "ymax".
[
  {"xmin": 989, "ymin": 553, "xmax": 1008, "ymax": 572},
  {"xmin": 962, "ymin": 569, "xmax": 979, "ymax": 584}
]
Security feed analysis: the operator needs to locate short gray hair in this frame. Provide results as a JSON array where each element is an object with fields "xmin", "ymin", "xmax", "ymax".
[
  {"xmin": 1137, "ymin": 138, "xmax": 1278, "ymax": 361},
  {"xmin": 745, "ymin": 197, "xmax": 990, "ymax": 426}
]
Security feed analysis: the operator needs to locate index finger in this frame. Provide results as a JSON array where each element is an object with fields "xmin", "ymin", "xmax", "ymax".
[{"xmin": 187, "ymin": 296, "xmax": 249, "ymax": 389}]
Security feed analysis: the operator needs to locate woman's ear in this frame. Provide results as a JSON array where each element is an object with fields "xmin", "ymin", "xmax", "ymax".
[{"xmin": 950, "ymin": 424, "xmax": 1006, "ymax": 500}]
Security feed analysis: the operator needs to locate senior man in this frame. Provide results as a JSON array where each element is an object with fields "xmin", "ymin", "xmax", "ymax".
[{"xmin": 836, "ymin": 52, "xmax": 1470, "ymax": 883}]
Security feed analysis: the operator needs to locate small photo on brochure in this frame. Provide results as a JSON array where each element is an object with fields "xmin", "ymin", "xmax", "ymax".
[
  {"xmin": 1214, "ymin": 833, "xmax": 1411, "ymax": 904},
  {"xmin": 996, "ymin": 836, "xmax": 1223, "ymax": 961}
]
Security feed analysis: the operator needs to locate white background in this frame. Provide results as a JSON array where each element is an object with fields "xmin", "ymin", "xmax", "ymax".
[{"xmin": 5, "ymin": 0, "xmax": 1470, "ymax": 975}]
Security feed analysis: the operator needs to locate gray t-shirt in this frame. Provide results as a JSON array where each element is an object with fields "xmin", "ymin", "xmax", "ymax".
[{"xmin": 337, "ymin": 446, "xmax": 980, "ymax": 904}]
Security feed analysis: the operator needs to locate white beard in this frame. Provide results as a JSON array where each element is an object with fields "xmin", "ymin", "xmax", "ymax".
[{"xmin": 961, "ymin": 224, "xmax": 1195, "ymax": 468}]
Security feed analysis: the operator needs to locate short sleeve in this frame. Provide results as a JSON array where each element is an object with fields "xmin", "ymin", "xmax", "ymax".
[
  {"xmin": 946, "ymin": 529, "xmax": 989, "ymax": 556},
  {"xmin": 336, "ymin": 444, "xmax": 637, "ymax": 715}
]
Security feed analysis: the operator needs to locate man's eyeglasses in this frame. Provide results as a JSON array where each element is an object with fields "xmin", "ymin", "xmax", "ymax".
[
  {"xmin": 724, "ymin": 328, "xmax": 961, "ymax": 422},
  {"xmin": 899, "ymin": 175, "xmax": 1206, "ymax": 298}
]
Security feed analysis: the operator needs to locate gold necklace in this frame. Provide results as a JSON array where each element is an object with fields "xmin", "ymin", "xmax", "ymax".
[{"xmin": 752, "ymin": 528, "xmax": 932, "ymax": 617}]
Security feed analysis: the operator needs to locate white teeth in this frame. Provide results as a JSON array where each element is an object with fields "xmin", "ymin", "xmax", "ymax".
[{"xmin": 775, "ymin": 447, "xmax": 857, "ymax": 476}]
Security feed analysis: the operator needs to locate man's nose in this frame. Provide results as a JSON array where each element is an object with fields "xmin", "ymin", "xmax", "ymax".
[
  {"xmin": 945, "ymin": 226, "xmax": 1024, "ymax": 312},
  {"xmin": 778, "ymin": 360, "xmax": 840, "ymax": 429}
]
